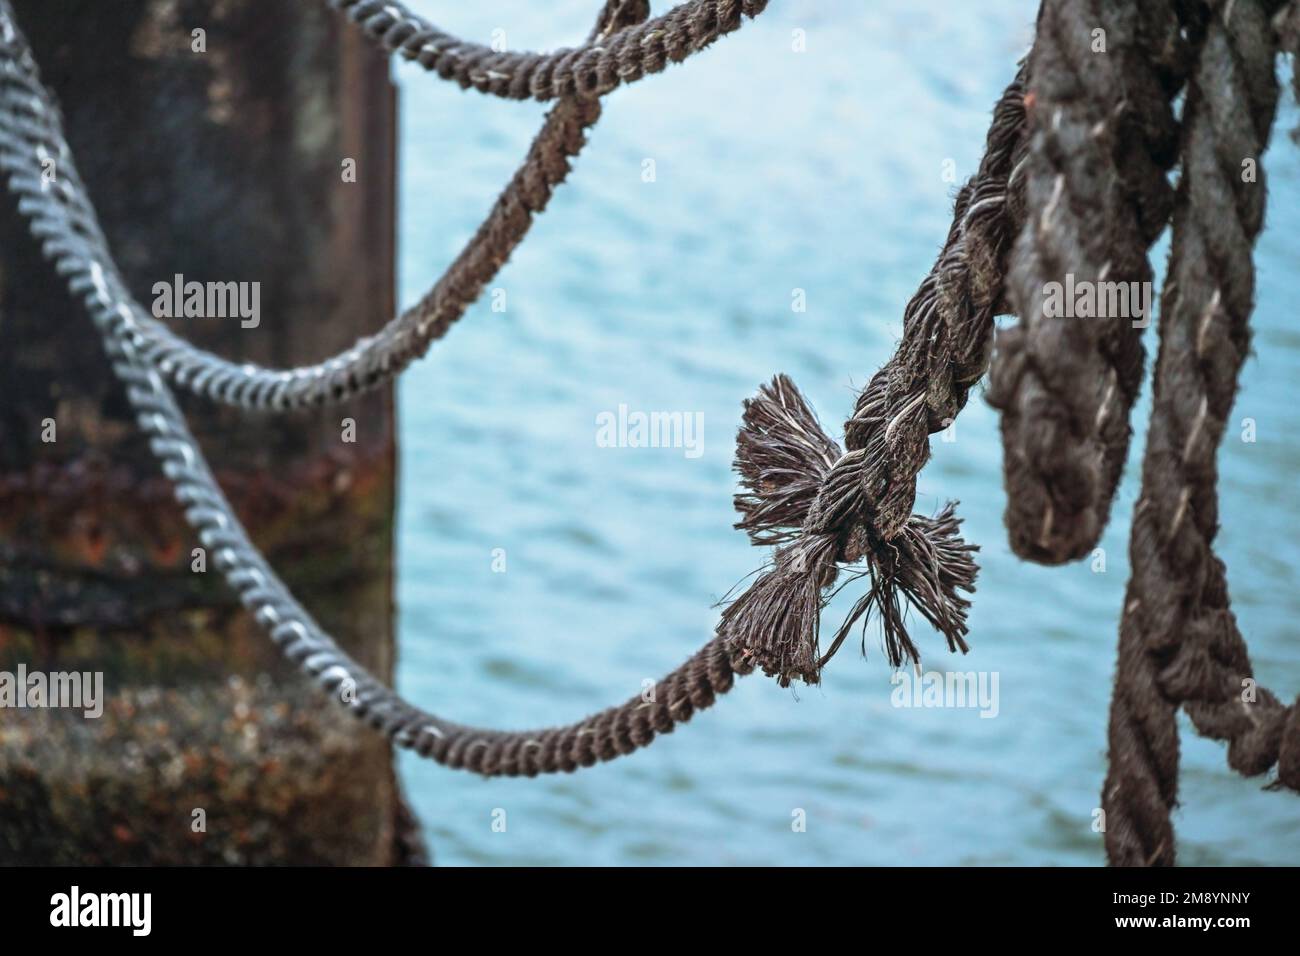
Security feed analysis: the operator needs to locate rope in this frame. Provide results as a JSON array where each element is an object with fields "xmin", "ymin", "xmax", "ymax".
[
  {"xmin": 1277, "ymin": 1, "xmax": 1300, "ymax": 128},
  {"xmin": 0, "ymin": 0, "xmax": 757, "ymax": 777},
  {"xmin": 717, "ymin": 70, "xmax": 1030, "ymax": 684},
  {"xmin": 1101, "ymin": 0, "xmax": 1300, "ymax": 866},
  {"xmin": 328, "ymin": 0, "xmax": 769, "ymax": 101},
  {"xmin": 5, "ymin": 0, "xmax": 1297, "ymax": 855},
  {"xmin": 986, "ymin": 0, "xmax": 1188, "ymax": 565},
  {"xmin": 0, "ymin": 0, "xmax": 1023, "ymax": 767},
  {"xmin": 0, "ymin": 8, "xmax": 663, "ymax": 413},
  {"xmin": 836, "ymin": 67, "xmax": 1028, "ymax": 544}
]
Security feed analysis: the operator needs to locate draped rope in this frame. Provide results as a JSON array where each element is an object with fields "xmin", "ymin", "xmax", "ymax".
[
  {"xmin": 0, "ymin": 0, "xmax": 1024, "ymax": 772},
  {"xmin": 1101, "ymin": 0, "xmax": 1300, "ymax": 866},
  {"xmin": 2, "ymin": 0, "xmax": 1296, "ymax": 861},
  {"xmin": 328, "ymin": 0, "xmax": 769, "ymax": 101},
  {"xmin": 0, "ymin": 3, "xmax": 687, "ymax": 413},
  {"xmin": 719, "ymin": 71, "xmax": 1030, "ymax": 683},
  {"xmin": 0, "ymin": 0, "xmax": 759, "ymax": 778},
  {"xmin": 986, "ymin": 0, "xmax": 1188, "ymax": 565}
]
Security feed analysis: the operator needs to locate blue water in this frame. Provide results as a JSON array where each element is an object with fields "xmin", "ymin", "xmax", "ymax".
[{"xmin": 392, "ymin": 0, "xmax": 1300, "ymax": 865}]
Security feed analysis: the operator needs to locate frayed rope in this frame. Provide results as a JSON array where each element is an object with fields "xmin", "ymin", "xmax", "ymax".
[{"xmin": 719, "ymin": 374, "xmax": 978, "ymax": 686}]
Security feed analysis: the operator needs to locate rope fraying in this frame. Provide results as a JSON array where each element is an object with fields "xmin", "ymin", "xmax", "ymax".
[{"xmin": 720, "ymin": 375, "xmax": 977, "ymax": 685}]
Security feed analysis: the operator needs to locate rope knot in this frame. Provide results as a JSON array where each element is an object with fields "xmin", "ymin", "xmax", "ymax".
[{"xmin": 719, "ymin": 375, "xmax": 978, "ymax": 686}]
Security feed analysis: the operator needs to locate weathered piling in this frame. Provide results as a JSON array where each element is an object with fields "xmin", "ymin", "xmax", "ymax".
[{"xmin": 0, "ymin": 0, "xmax": 416, "ymax": 864}]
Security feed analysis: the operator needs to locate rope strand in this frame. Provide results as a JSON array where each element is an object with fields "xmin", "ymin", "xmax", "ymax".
[
  {"xmin": 1102, "ymin": 0, "xmax": 1299, "ymax": 866},
  {"xmin": 986, "ymin": 0, "xmax": 1188, "ymax": 565},
  {"xmin": 0, "ymin": 28, "xmax": 607, "ymax": 411},
  {"xmin": 0, "ymin": 0, "xmax": 759, "ymax": 778},
  {"xmin": 327, "ymin": 0, "xmax": 768, "ymax": 101}
]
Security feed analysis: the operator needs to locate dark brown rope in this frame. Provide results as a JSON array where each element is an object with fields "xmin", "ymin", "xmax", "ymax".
[
  {"xmin": 363, "ymin": 53, "xmax": 1033, "ymax": 762},
  {"xmin": 1276, "ymin": 0, "xmax": 1300, "ymax": 132},
  {"xmin": 986, "ymin": 0, "xmax": 1188, "ymax": 565},
  {"xmin": 414, "ymin": 636, "xmax": 749, "ymax": 775},
  {"xmin": 3, "ymin": 0, "xmax": 768, "ymax": 778},
  {"xmin": 329, "ymin": 0, "xmax": 768, "ymax": 101},
  {"xmin": 87, "ymin": 3, "xmax": 651, "ymax": 412},
  {"xmin": 717, "ymin": 69, "xmax": 1031, "ymax": 686},
  {"xmin": 1102, "ymin": 0, "xmax": 1300, "ymax": 866}
]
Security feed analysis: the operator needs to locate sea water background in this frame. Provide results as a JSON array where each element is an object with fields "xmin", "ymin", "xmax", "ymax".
[{"xmin": 392, "ymin": 0, "xmax": 1300, "ymax": 865}]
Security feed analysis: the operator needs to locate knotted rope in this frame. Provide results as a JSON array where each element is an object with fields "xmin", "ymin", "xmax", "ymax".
[
  {"xmin": 3, "ymin": 0, "xmax": 1296, "ymax": 862},
  {"xmin": 986, "ymin": 0, "xmax": 1188, "ymax": 564},
  {"xmin": 1101, "ymin": 0, "xmax": 1300, "ymax": 866},
  {"xmin": 0, "ymin": 0, "xmax": 1024, "ymax": 772},
  {"xmin": 0, "ymin": 0, "xmax": 756, "ymax": 777},
  {"xmin": 719, "ymin": 72, "xmax": 1031, "ymax": 683}
]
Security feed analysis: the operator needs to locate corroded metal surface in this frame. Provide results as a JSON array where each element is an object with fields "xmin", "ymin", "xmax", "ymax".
[{"xmin": 0, "ymin": 0, "xmax": 411, "ymax": 864}]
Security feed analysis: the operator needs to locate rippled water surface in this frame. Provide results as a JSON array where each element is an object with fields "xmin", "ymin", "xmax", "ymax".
[{"xmin": 393, "ymin": 0, "xmax": 1300, "ymax": 865}]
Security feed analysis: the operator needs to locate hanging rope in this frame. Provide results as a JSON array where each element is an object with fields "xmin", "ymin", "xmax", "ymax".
[
  {"xmin": 2, "ymin": 0, "xmax": 1296, "ymax": 859},
  {"xmin": 0, "ymin": 3, "xmax": 683, "ymax": 413},
  {"xmin": 328, "ymin": 0, "xmax": 768, "ymax": 101},
  {"xmin": 719, "ymin": 71, "xmax": 1031, "ymax": 683},
  {"xmin": 0, "ymin": 0, "xmax": 756, "ymax": 777},
  {"xmin": 0, "ymin": 0, "xmax": 1029, "ymax": 772},
  {"xmin": 1101, "ymin": 0, "xmax": 1300, "ymax": 866},
  {"xmin": 986, "ymin": 0, "xmax": 1188, "ymax": 564}
]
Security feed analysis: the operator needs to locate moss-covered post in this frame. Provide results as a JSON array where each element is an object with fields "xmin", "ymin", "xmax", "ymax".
[{"xmin": 0, "ymin": 0, "xmax": 417, "ymax": 864}]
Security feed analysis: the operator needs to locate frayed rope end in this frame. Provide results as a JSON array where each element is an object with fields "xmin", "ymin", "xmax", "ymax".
[{"xmin": 720, "ymin": 375, "xmax": 979, "ymax": 685}]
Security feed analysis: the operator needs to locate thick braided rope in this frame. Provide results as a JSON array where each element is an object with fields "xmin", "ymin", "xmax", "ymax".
[
  {"xmin": 328, "ymin": 0, "xmax": 768, "ymax": 101},
  {"xmin": 717, "ymin": 69, "xmax": 1030, "ymax": 685},
  {"xmin": 0, "ymin": 12, "xmax": 625, "ymax": 413},
  {"xmin": 831, "ymin": 66, "xmax": 1030, "ymax": 545},
  {"xmin": 0, "ymin": 0, "xmax": 756, "ymax": 777},
  {"xmin": 1278, "ymin": 1, "xmax": 1300, "ymax": 120},
  {"xmin": 1102, "ymin": 0, "xmax": 1300, "ymax": 866},
  {"xmin": 986, "ymin": 0, "xmax": 1187, "ymax": 566}
]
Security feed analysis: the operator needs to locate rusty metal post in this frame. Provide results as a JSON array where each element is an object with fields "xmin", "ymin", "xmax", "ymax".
[{"xmin": 0, "ymin": 0, "xmax": 416, "ymax": 864}]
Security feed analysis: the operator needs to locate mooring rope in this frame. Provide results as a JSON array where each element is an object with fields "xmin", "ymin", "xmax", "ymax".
[
  {"xmin": 327, "ymin": 0, "xmax": 768, "ymax": 101},
  {"xmin": 1101, "ymin": 0, "xmax": 1300, "ymax": 866},
  {"xmin": 0, "ymin": 3, "xmax": 689, "ymax": 413},
  {"xmin": 0, "ymin": 0, "xmax": 1024, "ymax": 771},
  {"xmin": 987, "ymin": 0, "xmax": 1189, "ymax": 564},
  {"xmin": 3, "ymin": 0, "xmax": 1296, "ymax": 859},
  {"xmin": 0, "ymin": 0, "xmax": 759, "ymax": 777},
  {"xmin": 716, "ymin": 71, "xmax": 1031, "ymax": 684}
]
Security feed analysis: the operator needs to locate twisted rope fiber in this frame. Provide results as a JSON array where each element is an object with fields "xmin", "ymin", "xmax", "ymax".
[
  {"xmin": 1102, "ymin": 0, "xmax": 1300, "ymax": 866},
  {"xmin": 1278, "ymin": 1, "xmax": 1300, "ymax": 130},
  {"xmin": 0, "ymin": 0, "xmax": 1036, "ymax": 768},
  {"xmin": 1274, "ymin": 1, "xmax": 1300, "ymax": 137},
  {"xmin": 986, "ymin": 0, "xmax": 1190, "ymax": 565},
  {"xmin": 835, "ymin": 68, "xmax": 1029, "ymax": 543},
  {"xmin": 0, "ymin": 0, "xmax": 759, "ymax": 777},
  {"xmin": 720, "ymin": 70, "xmax": 1032, "ymax": 684},
  {"xmin": 17, "ymin": 0, "xmax": 1293, "ymax": 841},
  {"xmin": 328, "ymin": 0, "xmax": 768, "ymax": 101},
  {"xmin": 0, "ymin": 7, "xmax": 659, "ymax": 414}
]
